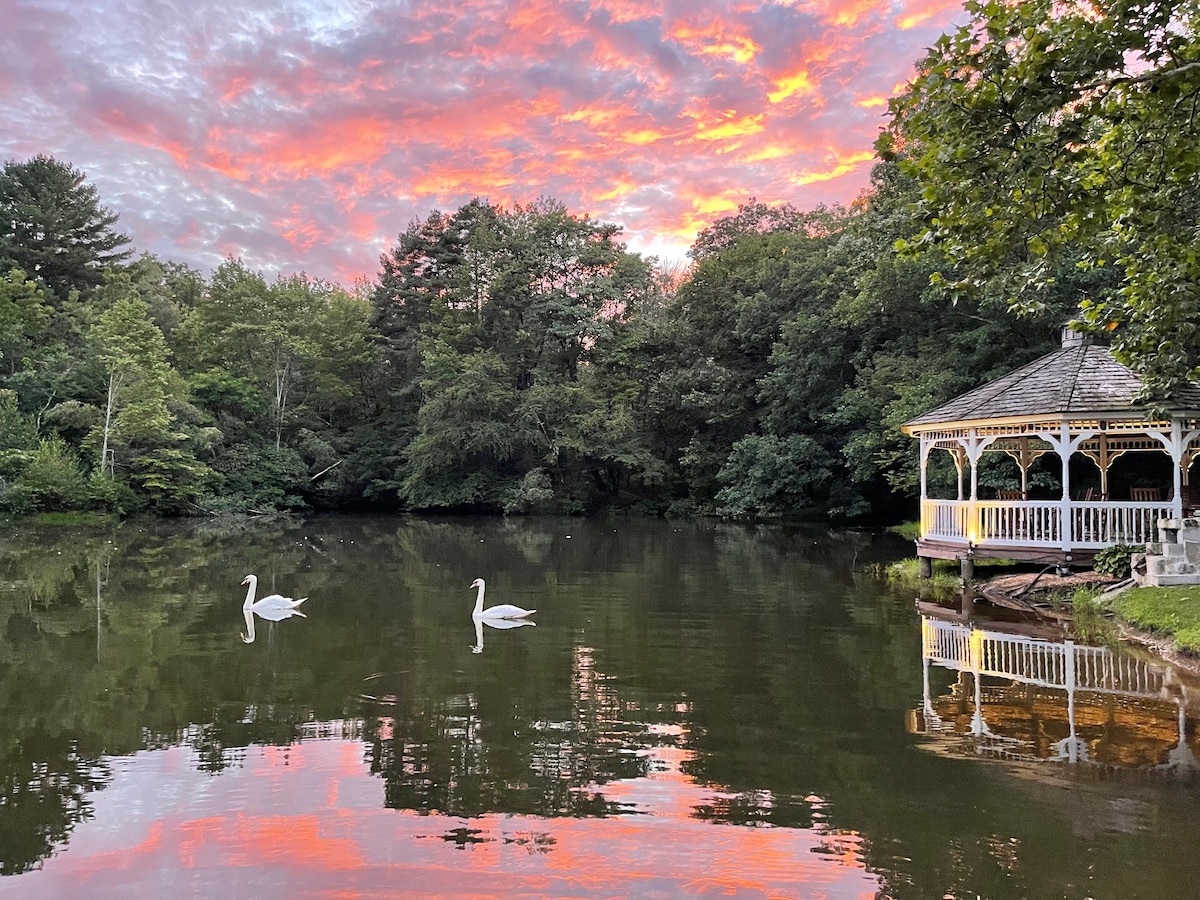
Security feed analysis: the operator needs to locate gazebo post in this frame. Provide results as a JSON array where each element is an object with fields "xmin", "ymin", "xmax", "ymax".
[
  {"xmin": 1059, "ymin": 424, "xmax": 1072, "ymax": 553},
  {"xmin": 917, "ymin": 437, "xmax": 935, "ymax": 579},
  {"xmin": 951, "ymin": 447, "xmax": 966, "ymax": 501},
  {"xmin": 919, "ymin": 435, "xmax": 930, "ymax": 501},
  {"xmin": 1174, "ymin": 420, "xmax": 1185, "ymax": 518},
  {"xmin": 968, "ymin": 428, "xmax": 979, "ymax": 503},
  {"xmin": 1149, "ymin": 419, "xmax": 1193, "ymax": 519}
]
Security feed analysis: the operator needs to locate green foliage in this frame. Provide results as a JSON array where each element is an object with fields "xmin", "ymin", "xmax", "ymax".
[
  {"xmin": 0, "ymin": 155, "xmax": 131, "ymax": 301},
  {"xmin": 1, "ymin": 437, "xmax": 87, "ymax": 513},
  {"xmin": 85, "ymin": 469, "xmax": 137, "ymax": 515},
  {"xmin": 880, "ymin": 558, "xmax": 961, "ymax": 595},
  {"xmin": 503, "ymin": 468, "xmax": 555, "ymax": 515},
  {"xmin": 881, "ymin": 0, "xmax": 1200, "ymax": 398},
  {"xmin": 714, "ymin": 434, "xmax": 832, "ymax": 519},
  {"xmin": 0, "ymin": 268, "xmax": 52, "ymax": 376},
  {"xmin": 1093, "ymin": 543, "xmax": 1144, "ymax": 578},
  {"xmin": 127, "ymin": 448, "xmax": 217, "ymax": 514},
  {"xmin": 87, "ymin": 285, "xmax": 173, "ymax": 473},
  {"xmin": 208, "ymin": 444, "xmax": 307, "ymax": 513},
  {"xmin": 0, "ymin": 389, "xmax": 36, "ymax": 454},
  {"xmin": 400, "ymin": 348, "xmax": 519, "ymax": 509}
]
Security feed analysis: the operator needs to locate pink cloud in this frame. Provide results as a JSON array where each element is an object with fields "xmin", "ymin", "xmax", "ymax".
[{"xmin": 0, "ymin": 0, "xmax": 965, "ymax": 281}]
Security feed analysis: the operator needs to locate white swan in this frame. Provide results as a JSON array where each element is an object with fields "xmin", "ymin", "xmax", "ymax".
[
  {"xmin": 241, "ymin": 605, "xmax": 307, "ymax": 643},
  {"xmin": 470, "ymin": 578, "xmax": 535, "ymax": 620},
  {"xmin": 242, "ymin": 574, "xmax": 307, "ymax": 612}
]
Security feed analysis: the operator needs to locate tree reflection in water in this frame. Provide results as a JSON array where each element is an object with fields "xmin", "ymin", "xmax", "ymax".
[{"xmin": 0, "ymin": 517, "xmax": 1198, "ymax": 898}]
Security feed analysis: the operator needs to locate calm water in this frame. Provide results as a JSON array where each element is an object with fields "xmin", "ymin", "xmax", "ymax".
[{"xmin": 1, "ymin": 515, "xmax": 1198, "ymax": 898}]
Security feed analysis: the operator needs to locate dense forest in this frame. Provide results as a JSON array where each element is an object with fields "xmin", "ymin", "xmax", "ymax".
[{"xmin": 0, "ymin": 0, "xmax": 1195, "ymax": 522}]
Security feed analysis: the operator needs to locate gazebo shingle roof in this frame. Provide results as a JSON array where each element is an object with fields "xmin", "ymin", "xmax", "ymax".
[{"xmin": 904, "ymin": 342, "xmax": 1200, "ymax": 429}]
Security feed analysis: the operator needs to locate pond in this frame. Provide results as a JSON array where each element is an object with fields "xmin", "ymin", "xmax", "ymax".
[{"xmin": 0, "ymin": 515, "xmax": 1197, "ymax": 898}]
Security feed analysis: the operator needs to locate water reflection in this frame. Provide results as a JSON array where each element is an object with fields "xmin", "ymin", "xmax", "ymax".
[
  {"xmin": 471, "ymin": 615, "xmax": 534, "ymax": 653},
  {"xmin": 3, "ymin": 516, "xmax": 1199, "ymax": 898},
  {"xmin": 241, "ymin": 605, "xmax": 308, "ymax": 644},
  {"xmin": 911, "ymin": 609, "xmax": 1200, "ymax": 776}
]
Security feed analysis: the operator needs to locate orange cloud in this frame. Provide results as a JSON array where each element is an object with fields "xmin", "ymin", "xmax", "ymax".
[
  {"xmin": 688, "ymin": 109, "xmax": 766, "ymax": 142},
  {"xmin": 273, "ymin": 118, "xmax": 391, "ymax": 176},
  {"xmin": 96, "ymin": 108, "xmax": 192, "ymax": 171},
  {"xmin": 792, "ymin": 150, "xmax": 875, "ymax": 184},
  {"xmin": 826, "ymin": 0, "xmax": 883, "ymax": 27},
  {"xmin": 897, "ymin": 0, "xmax": 964, "ymax": 30},
  {"xmin": 768, "ymin": 68, "xmax": 815, "ymax": 103},
  {"xmin": 669, "ymin": 20, "xmax": 762, "ymax": 64}
]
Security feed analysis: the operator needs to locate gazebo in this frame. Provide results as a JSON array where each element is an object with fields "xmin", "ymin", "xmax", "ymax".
[{"xmin": 902, "ymin": 331, "xmax": 1200, "ymax": 576}]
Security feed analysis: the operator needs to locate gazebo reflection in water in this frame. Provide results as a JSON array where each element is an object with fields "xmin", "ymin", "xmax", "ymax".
[
  {"xmin": 902, "ymin": 330, "xmax": 1200, "ymax": 577},
  {"xmin": 909, "ymin": 608, "xmax": 1198, "ymax": 776}
]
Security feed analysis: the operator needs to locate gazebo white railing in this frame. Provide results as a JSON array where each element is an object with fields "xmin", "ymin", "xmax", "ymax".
[{"xmin": 921, "ymin": 498, "xmax": 1175, "ymax": 550}]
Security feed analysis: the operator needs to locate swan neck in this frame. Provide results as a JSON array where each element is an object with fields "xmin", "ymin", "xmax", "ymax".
[
  {"xmin": 243, "ymin": 575, "xmax": 257, "ymax": 609},
  {"xmin": 473, "ymin": 582, "xmax": 485, "ymax": 615}
]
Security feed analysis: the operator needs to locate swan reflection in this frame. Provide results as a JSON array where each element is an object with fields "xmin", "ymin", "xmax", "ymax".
[
  {"xmin": 471, "ymin": 614, "xmax": 535, "ymax": 653},
  {"xmin": 241, "ymin": 604, "xmax": 307, "ymax": 643}
]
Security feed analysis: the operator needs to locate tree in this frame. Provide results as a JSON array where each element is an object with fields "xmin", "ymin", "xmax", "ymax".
[
  {"xmin": 662, "ymin": 215, "xmax": 853, "ymax": 512},
  {"xmin": 400, "ymin": 346, "xmax": 520, "ymax": 509},
  {"xmin": 0, "ymin": 156, "xmax": 131, "ymax": 302},
  {"xmin": 879, "ymin": 0, "xmax": 1200, "ymax": 397},
  {"xmin": 180, "ymin": 260, "xmax": 320, "ymax": 449},
  {"xmin": 0, "ymin": 269, "xmax": 51, "ymax": 377},
  {"xmin": 88, "ymin": 284, "xmax": 172, "ymax": 475},
  {"xmin": 369, "ymin": 198, "xmax": 657, "ymax": 511},
  {"xmin": 688, "ymin": 198, "xmax": 811, "ymax": 260}
]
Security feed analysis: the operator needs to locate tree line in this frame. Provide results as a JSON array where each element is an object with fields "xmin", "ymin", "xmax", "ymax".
[{"xmin": 1, "ymin": 0, "xmax": 1195, "ymax": 520}]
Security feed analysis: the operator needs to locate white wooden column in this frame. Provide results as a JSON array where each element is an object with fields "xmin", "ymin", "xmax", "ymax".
[
  {"xmin": 949, "ymin": 447, "xmax": 967, "ymax": 501},
  {"xmin": 919, "ymin": 435, "xmax": 932, "ymax": 500},
  {"xmin": 1037, "ymin": 422, "xmax": 1096, "ymax": 551},
  {"xmin": 953, "ymin": 430, "xmax": 998, "ymax": 546},
  {"xmin": 1147, "ymin": 418, "xmax": 1200, "ymax": 519}
]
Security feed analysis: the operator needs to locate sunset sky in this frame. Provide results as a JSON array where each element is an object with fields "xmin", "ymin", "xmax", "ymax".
[{"xmin": 0, "ymin": 0, "xmax": 965, "ymax": 286}]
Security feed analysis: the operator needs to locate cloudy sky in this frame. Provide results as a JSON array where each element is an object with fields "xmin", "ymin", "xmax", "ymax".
[{"xmin": 0, "ymin": 0, "xmax": 964, "ymax": 285}]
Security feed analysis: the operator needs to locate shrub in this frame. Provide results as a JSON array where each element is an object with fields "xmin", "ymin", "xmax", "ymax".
[
  {"xmin": 1093, "ymin": 543, "xmax": 1144, "ymax": 578},
  {"xmin": 7, "ymin": 438, "xmax": 88, "ymax": 512}
]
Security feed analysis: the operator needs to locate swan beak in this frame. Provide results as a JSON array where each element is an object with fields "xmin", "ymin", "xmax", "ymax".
[{"xmin": 241, "ymin": 576, "xmax": 250, "ymax": 585}]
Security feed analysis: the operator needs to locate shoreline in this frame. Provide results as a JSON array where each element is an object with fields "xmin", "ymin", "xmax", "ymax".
[{"xmin": 974, "ymin": 570, "xmax": 1200, "ymax": 679}]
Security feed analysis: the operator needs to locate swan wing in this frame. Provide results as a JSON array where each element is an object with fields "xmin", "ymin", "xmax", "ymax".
[
  {"xmin": 252, "ymin": 594, "xmax": 305, "ymax": 610},
  {"xmin": 477, "ymin": 604, "xmax": 536, "ymax": 619}
]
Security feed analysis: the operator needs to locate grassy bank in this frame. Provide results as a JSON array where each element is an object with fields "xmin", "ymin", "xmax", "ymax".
[{"xmin": 1109, "ymin": 586, "xmax": 1200, "ymax": 654}]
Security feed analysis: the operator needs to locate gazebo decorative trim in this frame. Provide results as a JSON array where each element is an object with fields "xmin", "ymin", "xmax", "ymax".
[{"xmin": 902, "ymin": 333, "xmax": 1200, "ymax": 567}]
